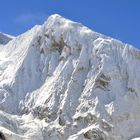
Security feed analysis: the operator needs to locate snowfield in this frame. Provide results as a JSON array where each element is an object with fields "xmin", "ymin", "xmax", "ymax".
[{"xmin": 0, "ymin": 14, "xmax": 140, "ymax": 140}]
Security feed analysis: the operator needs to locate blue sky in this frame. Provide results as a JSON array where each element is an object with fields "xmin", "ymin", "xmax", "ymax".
[{"xmin": 0, "ymin": 0, "xmax": 140, "ymax": 48}]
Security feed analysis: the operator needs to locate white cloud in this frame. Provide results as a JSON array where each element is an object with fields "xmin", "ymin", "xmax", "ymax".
[{"xmin": 15, "ymin": 13, "xmax": 48, "ymax": 25}]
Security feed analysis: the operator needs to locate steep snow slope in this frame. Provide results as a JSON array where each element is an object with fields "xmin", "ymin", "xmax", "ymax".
[{"xmin": 0, "ymin": 14, "xmax": 140, "ymax": 140}]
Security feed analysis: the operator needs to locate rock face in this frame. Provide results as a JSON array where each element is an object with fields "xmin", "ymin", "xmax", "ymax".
[{"xmin": 0, "ymin": 14, "xmax": 140, "ymax": 140}]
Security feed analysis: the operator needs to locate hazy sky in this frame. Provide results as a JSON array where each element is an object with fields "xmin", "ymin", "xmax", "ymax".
[{"xmin": 0, "ymin": 0, "xmax": 140, "ymax": 48}]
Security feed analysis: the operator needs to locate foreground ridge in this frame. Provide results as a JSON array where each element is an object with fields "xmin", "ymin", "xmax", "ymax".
[{"xmin": 0, "ymin": 14, "xmax": 140, "ymax": 140}]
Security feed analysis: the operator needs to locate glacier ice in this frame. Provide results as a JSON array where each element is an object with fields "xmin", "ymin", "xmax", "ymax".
[{"xmin": 0, "ymin": 14, "xmax": 140, "ymax": 140}]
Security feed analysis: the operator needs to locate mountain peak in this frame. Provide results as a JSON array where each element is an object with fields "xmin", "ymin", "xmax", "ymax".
[{"xmin": 0, "ymin": 15, "xmax": 139, "ymax": 140}]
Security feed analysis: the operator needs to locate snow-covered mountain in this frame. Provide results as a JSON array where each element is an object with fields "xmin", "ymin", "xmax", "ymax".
[
  {"xmin": 0, "ymin": 32, "xmax": 14, "ymax": 45},
  {"xmin": 0, "ymin": 14, "xmax": 140, "ymax": 140}
]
